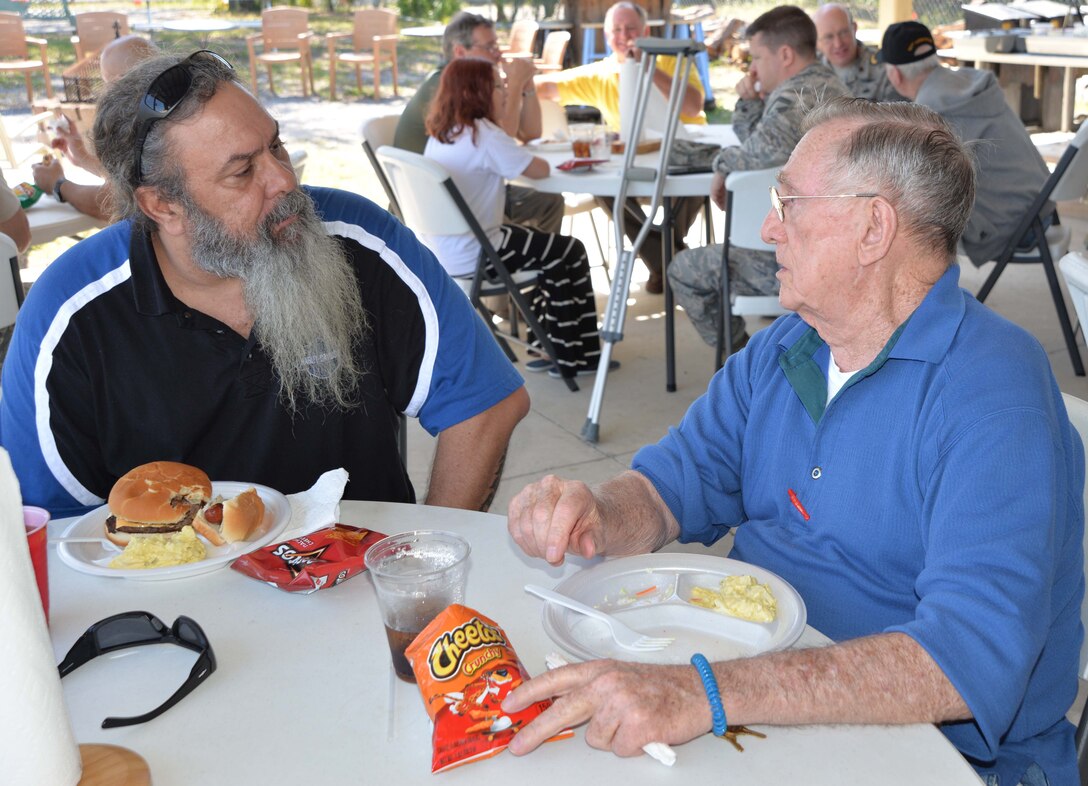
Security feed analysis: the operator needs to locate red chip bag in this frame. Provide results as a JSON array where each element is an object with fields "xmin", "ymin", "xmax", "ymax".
[
  {"xmin": 406, "ymin": 604, "xmax": 572, "ymax": 773},
  {"xmin": 231, "ymin": 524, "xmax": 386, "ymax": 594}
]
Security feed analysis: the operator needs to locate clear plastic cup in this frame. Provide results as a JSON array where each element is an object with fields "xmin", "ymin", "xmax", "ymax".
[{"xmin": 364, "ymin": 530, "xmax": 470, "ymax": 682}]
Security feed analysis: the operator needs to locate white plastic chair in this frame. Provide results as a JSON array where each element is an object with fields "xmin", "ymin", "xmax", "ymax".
[
  {"xmin": 1061, "ymin": 252, "xmax": 1088, "ymax": 345},
  {"xmin": 0, "ymin": 230, "xmax": 22, "ymax": 337},
  {"xmin": 714, "ymin": 167, "xmax": 789, "ymax": 368},
  {"xmin": 360, "ymin": 113, "xmax": 402, "ymax": 221},
  {"xmin": 0, "ymin": 108, "xmax": 52, "ymax": 169},
  {"xmin": 374, "ymin": 145, "xmax": 578, "ymax": 391},
  {"xmin": 288, "ymin": 148, "xmax": 307, "ymax": 182},
  {"xmin": 977, "ymin": 120, "xmax": 1088, "ymax": 377}
]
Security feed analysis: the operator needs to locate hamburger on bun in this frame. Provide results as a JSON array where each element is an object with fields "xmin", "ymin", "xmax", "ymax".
[
  {"xmin": 192, "ymin": 488, "xmax": 265, "ymax": 546},
  {"xmin": 106, "ymin": 461, "xmax": 212, "ymax": 548}
]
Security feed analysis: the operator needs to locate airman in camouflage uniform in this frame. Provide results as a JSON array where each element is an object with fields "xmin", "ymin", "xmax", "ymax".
[
  {"xmin": 814, "ymin": 4, "xmax": 901, "ymax": 102},
  {"xmin": 824, "ymin": 40, "xmax": 903, "ymax": 102},
  {"xmin": 669, "ymin": 6, "xmax": 850, "ymax": 347}
]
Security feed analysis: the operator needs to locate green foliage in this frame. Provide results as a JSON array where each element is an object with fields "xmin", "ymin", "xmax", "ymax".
[{"xmin": 396, "ymin": 0, "xmax": 460, "ymax": 22}]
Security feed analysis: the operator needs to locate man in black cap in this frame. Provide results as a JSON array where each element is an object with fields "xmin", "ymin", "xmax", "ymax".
[{"xmin": 879, "ymin": 20, "xmax": 1052, "ymax": 268}]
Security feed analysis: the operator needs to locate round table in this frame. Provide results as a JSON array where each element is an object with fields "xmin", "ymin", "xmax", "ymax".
[{"xmin": 47, "ymin": 500, "xmax": 984, "ymax": 784}]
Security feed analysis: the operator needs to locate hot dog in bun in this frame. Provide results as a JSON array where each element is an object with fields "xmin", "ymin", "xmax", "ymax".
[
  {"xmin": 105, "ymin": 461, "xmax": 212, "ymax": 547},
  {"xmin": 192, "ymin": 488, "xmax": 265, "ymax": 546}
]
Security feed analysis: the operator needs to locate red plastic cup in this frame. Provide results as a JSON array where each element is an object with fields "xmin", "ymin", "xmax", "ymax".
[{"xmin": 23, "ymin": 506, "xmax": 49, "ymax": 622}]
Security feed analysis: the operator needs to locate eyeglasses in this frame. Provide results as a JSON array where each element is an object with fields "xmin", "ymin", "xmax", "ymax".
[
  {"xmin": 132, "ymin": 50, "xmax": 234, "ymax": 186},
  {"xmin": 471, "ymin": 40, "xmax": 501, "ymax": 54},
  {"xmin": 769, "ymin": 186, "xmax": 879, "ymax": 222},
  {"xmin": 58, "ymin": 611, "xmax": 216, "ymax": 729}
]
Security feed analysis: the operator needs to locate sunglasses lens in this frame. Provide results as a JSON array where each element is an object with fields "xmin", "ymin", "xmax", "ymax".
[
  {"xmin": 142, "ymin": 64, "xmax": 194, "ymax": 115},
  {"xmin": 95, "ymin": 614, "xmax": 166, "ymax": 650},
  {"xmin": 173, "ymin": 617, "xmax": 207, "ymax": 648}
]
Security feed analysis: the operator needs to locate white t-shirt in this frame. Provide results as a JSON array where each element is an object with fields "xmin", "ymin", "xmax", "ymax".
[
  {"xmin": 827, "ymin": 349, "xmax": 857, "ymax": 402},
  {"xmin": 422, "ymin": 119, "xmax": 534, "ymax": 277}
]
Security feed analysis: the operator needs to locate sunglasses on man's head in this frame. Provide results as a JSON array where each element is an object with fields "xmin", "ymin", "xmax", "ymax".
[
  {"xmin": 132, "ymin": 49, "xmax": 234, "ymax": 187},
  {"xmin": 58, "ymin": 611, "xmax": 216, "ymax": 728}
]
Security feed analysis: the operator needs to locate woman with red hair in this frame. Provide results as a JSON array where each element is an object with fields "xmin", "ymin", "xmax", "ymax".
[{"xmin": 423, "ymin": 58, "xmax": 605, "ymax": 379}]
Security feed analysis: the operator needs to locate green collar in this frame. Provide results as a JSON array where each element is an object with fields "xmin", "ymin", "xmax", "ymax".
[{"xmin": 778, "ymin": 322, "xmax": 908, "ymax": 424}]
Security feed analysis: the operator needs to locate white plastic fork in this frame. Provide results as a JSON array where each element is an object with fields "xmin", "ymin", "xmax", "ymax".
[{"xmin": 525, "ymin": 584, "xmax": 674, "ymax": 652}]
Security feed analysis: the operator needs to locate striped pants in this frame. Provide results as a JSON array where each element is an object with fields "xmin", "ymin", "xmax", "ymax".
[{"xmin": 493, "ymin": 224, "xmax": 601, "ymax": 376}]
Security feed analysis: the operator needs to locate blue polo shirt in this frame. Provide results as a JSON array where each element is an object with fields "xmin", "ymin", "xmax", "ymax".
[
  {"xmin": 634, "ymin": 265, "xmax": 1083, "ymax": 785},
  {"xmin": 0, "ymin": 187, "xmax": 523, "ymax": 517}
]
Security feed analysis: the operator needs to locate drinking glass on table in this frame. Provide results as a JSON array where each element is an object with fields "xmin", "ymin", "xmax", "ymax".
[
  {"xmin": 364, "ymin": 530, "xmax": 470, "ymax": 682},
  {"xmin": 569, "ymin": 122, "xmax": 606, "ymax": 160}
]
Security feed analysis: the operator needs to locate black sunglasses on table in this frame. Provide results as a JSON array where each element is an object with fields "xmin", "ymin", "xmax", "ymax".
[
  {"xmin": 132, "ymin": 49, "xmax": 234, "ymax": 187},
  {"xmin": 57, "ymin": 611, "xmax": 216, "ymax": 729}
]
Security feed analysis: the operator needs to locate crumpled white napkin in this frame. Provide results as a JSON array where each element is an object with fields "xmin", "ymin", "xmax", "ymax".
[
  {"xmin": 283, "ymin": 468, "xmax": 349, "ymax": 537},
  {"xmin": 544, "ymin": 652, "xmax": 677, "ymax": 767}
]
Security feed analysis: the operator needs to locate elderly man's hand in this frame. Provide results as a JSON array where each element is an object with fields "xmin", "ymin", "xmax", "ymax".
[
  {"xmin": 507, "ymin": 475, "xmax": 604, "ymax": 565},
  {"xmin": 51, "ymin": 117, "xmax": 99, "ymax": 175},
  {"xmin": 502, "ymin": 660, "xmax": 711, "ymax": 756}
]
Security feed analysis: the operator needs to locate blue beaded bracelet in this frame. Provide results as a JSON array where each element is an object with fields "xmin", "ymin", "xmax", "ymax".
[{"xmin": 691, "ymin": 653, "xmax": 728, "ymax": 737}]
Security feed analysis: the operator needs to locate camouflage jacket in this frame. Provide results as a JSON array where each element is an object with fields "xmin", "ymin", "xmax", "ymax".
[
  {"xmin": 821, "ymin": 41, "xmax": 904, "ymax": 103},
  {"xmin": 714, "ymin": 62, "xmax": 849, "ymax": 177}
]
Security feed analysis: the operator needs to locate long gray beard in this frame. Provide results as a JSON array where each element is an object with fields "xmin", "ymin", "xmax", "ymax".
[{"xmin": 184, "ymin": 189, "xmax": 366, "ymax": 412}]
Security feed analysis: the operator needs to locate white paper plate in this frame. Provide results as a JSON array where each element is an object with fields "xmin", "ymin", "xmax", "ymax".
[
  {"xmin": 528, "ymin": 138, "xmax": 572, "ymax": 153},
  {"xmin": 540, "ymin": 553, "xmax": 806, "ymax": 664},
  {"xmin": 56, "ymin": 481, "xmax": 291, "ymax": 581}
]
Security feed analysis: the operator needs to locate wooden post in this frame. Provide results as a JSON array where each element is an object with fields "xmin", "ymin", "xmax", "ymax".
[{"xmin": 562, "ymin": 0, "xmax": 672, "ymax": 65}]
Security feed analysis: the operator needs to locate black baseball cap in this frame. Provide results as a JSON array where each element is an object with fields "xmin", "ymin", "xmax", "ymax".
[{"xmin": 877, "ymin": 21, "xmax": 937, "ymax": 65}]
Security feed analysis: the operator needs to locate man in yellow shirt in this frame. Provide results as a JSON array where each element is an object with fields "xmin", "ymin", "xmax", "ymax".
[{"xmin": 535, "ymin": 1, "xmax": 706, "ymax": 293}]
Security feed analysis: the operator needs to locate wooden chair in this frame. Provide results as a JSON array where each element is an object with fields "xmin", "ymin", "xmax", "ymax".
[
  {"xmin": 534, "ymin": 30, "xmax": 570, "ymax": 72},
  {"xmin": 71, "ymin": 11, "xmax": 129, "ymax": 60},
  {"xmin": 246, "ymin": 8, "xmax": 315, "ymax": 98},
  {"xmin": 0, "ymin": 12, "xmax": 52, "ymax": 103},
  {"xmin": 500, "ymin": 19, "xmax": 538, "ymax": 57},
  {"xmin": 326, "ymin": 8, "xmax": 398, "ymax": 100}
]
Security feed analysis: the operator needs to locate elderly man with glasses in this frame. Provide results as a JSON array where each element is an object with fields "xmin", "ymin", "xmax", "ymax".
[
  {"xmin": 502, "ymin": 97, "xmax": 1082, "ymax": 786},
  {"xmin": 393, "ymin": 11, "xmax": 563, "ymax": 236},
  {"xmin": 0, "ymin": 51, "xmax": 529, "ymax": 517}
]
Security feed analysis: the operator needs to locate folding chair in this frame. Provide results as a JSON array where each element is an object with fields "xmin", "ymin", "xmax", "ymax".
[
  {"xmin": 360, "ymin": 113, "xmax": 402, "ymax": 220},
  {"xmin": 1061, "ymin": 253, "xmax": 1088, "ymax": 344},
  {"xmin": 374, "ymin": 145, "xmax": 578, "ymax": 392},
  {"xmin": 246, "ymin": 8, "xmax": 316, "ymax": 98},
  {"xmin": 0, "ymin": 230, "xmax": 22, "ymax": 363},
  {"xmin": 582, "ymin": 37, "xmax": 704, "ymax": 442},
  {"xmin": 715, "ymin": 167, "xmax": 788, "ymax": 369},
  {"xmin": 975, "ymin": 120, "xmax": 1088, "ymax": 377}
]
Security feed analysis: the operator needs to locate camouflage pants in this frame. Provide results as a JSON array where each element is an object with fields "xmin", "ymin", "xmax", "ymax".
[
  {"xmin": 506, "ymin": 185, "xmax": 565, "ymax": 235},
  {"xmin": 668, "ymin": 243, "xmax": 779, "ymax": 346}
]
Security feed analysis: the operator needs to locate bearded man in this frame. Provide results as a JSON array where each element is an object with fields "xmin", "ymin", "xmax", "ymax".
[{"xmin": 0, "ymin": 52, "xmax": 529, "ymax": 517}]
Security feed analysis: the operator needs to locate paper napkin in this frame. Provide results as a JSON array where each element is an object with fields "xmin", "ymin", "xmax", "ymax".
[{"xmin": 284, "ymin": 468, "xmax": 349, "ymax": 537}]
